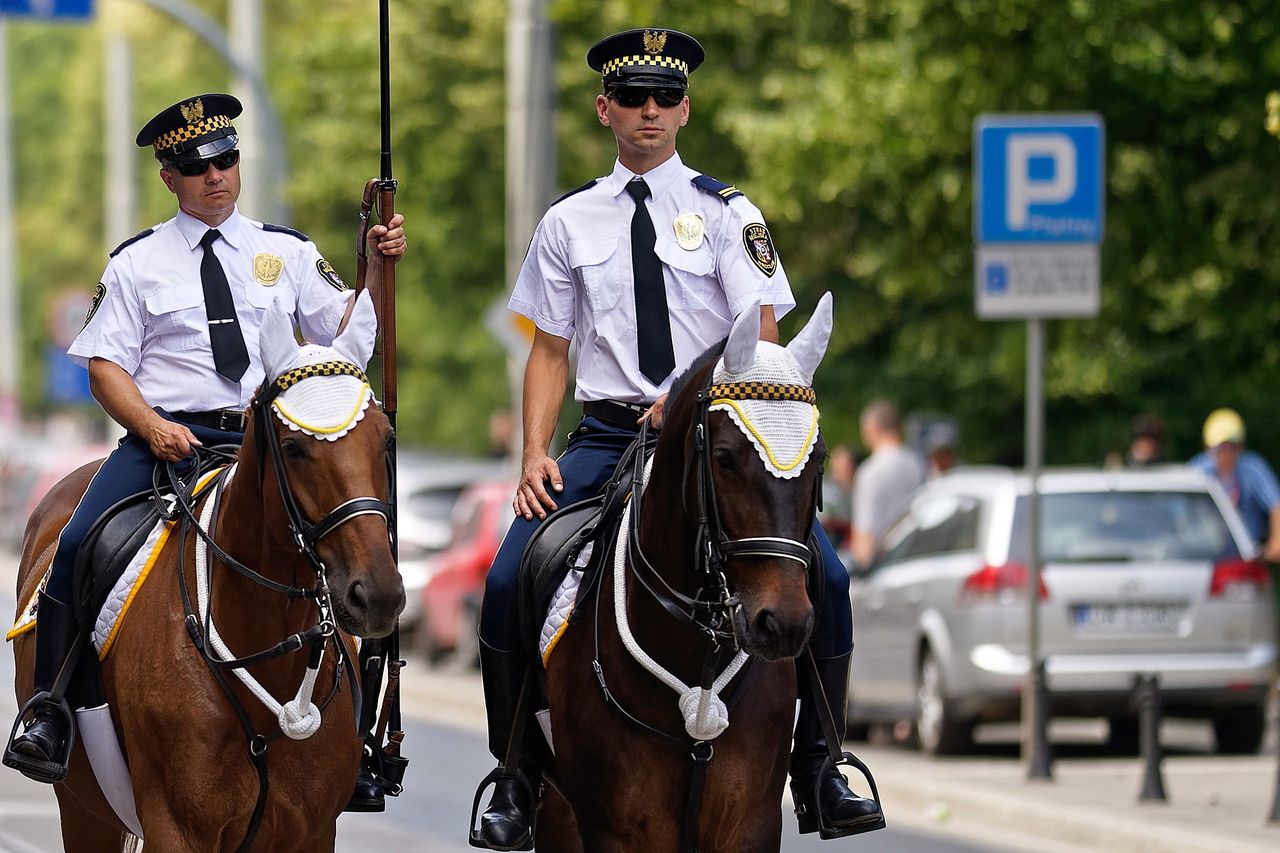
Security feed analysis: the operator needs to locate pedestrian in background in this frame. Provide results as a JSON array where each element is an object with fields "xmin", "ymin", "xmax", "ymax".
[
  {"xmin": 820, "ymin": 442, "xmax": 857, "ymax": 552},
  {"xmin": 1125, "ymin": 413, "xmax": 1166, "ymax": 467},
  {"xmin": 924, "ymin": 421, "xmax": 960, "ymax": 479},
  {"xmin": 852, "ymin": 399, "xmax": 926, "ymax": 569},
  {"xmin": 1189, "ymin": 408, "xmax": 1280, "ymax": 561}
]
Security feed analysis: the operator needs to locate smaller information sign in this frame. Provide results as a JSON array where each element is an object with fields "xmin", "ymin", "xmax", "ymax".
[{"xmin": 975, "ymin": 244, "xmax": 1100, "ymax": 319}]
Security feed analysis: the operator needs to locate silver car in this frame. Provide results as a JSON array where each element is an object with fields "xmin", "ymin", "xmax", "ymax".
[{"xmin": 848, "ymin": 466, "xmax": 1276, "ymax": 755}]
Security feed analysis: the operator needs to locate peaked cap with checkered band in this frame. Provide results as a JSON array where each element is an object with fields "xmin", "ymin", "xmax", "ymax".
[
  {"xmin": 136, "ymin": 93, "xmax": 241, "ymax": 163},
  {"xmin": 587, "ymin": 28, "xmax": 705, "ymax": 89}
]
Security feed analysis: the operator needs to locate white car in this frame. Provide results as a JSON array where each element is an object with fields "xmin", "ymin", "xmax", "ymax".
[{"xmin": 849, "ymin": 466, "xmax": 1276, "ymax": 755}]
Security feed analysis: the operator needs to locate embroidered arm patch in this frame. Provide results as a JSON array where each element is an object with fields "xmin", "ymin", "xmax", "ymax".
[
  {"xmin": 316, "ymin": 258, "xmax": 348, "ymax": 291},
  {"xmin": 742, "ymin": 223, "xmax": 777, "ymax": 277},
  {"xmin": 83, "ymin": 283, "xmax": 106, "ymax": 329}
]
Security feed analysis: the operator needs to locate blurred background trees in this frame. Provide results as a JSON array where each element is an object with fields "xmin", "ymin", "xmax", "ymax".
[{"xmin": 6, "ymin": 0, "xmax": 1280, "ymax": 463}]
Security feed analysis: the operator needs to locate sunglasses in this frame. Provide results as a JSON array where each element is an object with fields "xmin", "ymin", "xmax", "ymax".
[
  {"xmin": 607, "ymin": 87, "xmax": 685, "ymax": 108},
  {"xmin": 166, "ymin": 149, "xmax": 241, "ymax": 177}
]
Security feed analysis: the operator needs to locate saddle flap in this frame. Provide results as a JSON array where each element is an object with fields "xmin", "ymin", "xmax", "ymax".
[
  {"xmin": 517, "ymin": 496, "xmax": 606, "ymax": 655},
  {"xmin": 73, "ymin": 492, "xmax": 166, "ymax": 636}
]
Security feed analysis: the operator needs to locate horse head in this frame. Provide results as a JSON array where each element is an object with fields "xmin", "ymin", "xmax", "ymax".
[
  {"xmin": 255, "ymin": 291, "xmax": 405, "ymax": 638},
  {"xmin": 663, "ymin": 294, "xmax": 833, "ymax": 661}
]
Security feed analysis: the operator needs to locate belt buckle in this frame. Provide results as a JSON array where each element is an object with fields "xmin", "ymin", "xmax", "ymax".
[{"xmin": 219, "ymin": 409, "xmax": 244, "ymax": 431}]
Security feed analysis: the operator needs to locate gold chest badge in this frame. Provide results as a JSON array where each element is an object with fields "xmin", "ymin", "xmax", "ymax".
[
  {"xmin": 673, "ymin": 213, "xmax": 705, "ymax": 251},
  {"xmin": 254, "ymin": 253, "xmax": 283, "ymax": 285}
]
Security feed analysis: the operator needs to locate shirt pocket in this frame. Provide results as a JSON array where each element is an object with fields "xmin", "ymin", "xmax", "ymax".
[
  {"xmin": 655, "ymin": 237, "xmax": 718, "ymax": 310},
  {"xmin": 144, "ymin": 287, "xmax": 206, "ymax": 351},
  {"xmin": 568, "ymin": 237, "xmax": 622, "ymax": 314},
  {"xmin": 244, "ymin": 278, "xmax": 291, "ymax": 311}
]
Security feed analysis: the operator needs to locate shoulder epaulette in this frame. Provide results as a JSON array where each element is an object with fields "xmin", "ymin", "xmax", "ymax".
[
  {"xmin": 108, "ymin": 228, "xmax": 155, "ymax": 258},
  {"xmin": 261, "ymin": 222, "xmax": 310, "ymax": 241},
  {"xmin": 550, "ymin": 179, "xmax": 599, "ymax": 207},
  {"xmin": 692, "ymin": 174, "xmax": 744, "ymax": 203}
]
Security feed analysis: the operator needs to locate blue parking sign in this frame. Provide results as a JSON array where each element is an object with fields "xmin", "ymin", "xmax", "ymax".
[{"xmin": 975, "ymin": 114, "xmax": 1104, "ymax": 244}]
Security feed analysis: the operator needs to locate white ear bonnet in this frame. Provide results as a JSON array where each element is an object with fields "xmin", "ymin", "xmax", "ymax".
[
  {"xmin": 707, "ymin": 293, "xmax": 833, "ymax": 480},
  {"xmin": 259, "ymin": 291, "xmax": 378, "ymax": 441}
]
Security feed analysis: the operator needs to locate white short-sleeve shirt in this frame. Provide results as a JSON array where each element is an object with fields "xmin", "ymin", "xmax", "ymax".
[
  {"xmin": 69, "ymin": 207, "xmax": 354, "ymax": 412},
  {"xmin": 508, "ymin": 152, "xmax": 796, "ymax": 404}
]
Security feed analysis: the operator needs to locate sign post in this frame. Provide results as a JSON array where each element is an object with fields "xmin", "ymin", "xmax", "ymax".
[{"xmin": 974, "ymin": 113, "xmax": 1105, "ymax": 781}]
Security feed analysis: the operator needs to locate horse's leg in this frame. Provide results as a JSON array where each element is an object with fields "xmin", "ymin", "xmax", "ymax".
[
  {"xmin": 53, "ymin": 786, "xmax": 130, "ymax": 852},
  {"xmin": 534, "ymin": 782, "xmax": 583, "ymax": 853}
]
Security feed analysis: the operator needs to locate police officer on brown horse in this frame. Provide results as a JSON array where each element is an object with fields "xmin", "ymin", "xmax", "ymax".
[
  {"xmin": 473, "ymin": 28, "xmax": 882, "ymax": 849},
  {"xmin": 4, "ymin": 93, "xmax": 405, "ymax": 813}
]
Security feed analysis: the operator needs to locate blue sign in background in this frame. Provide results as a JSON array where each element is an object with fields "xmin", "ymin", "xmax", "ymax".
[
  {"xmin": 0, "ymin": 0, "xmax": 93, "ymax": 19},
  {"xmin": 45, "ymin": 345, "xmax": 93, "ymax": 405},
  {"xmin": 975, "ymin": 115, "xmax": 1104, "ymax": 244}
]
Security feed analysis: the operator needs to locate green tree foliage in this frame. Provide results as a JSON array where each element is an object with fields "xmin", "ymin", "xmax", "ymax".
[{"xmin": 7, "ymin": 1, "xmax": 1280, "ymax": 462}]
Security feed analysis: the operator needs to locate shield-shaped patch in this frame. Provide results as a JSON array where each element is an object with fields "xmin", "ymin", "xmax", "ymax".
[
  {"xmin": 316, "ymin": 258, "xmax": 347, "ymax": 291},
  {"xmin": 742, "ymin": 223, "xmax": 777, "ymax": 277},
  {"xmin": 83, "ymin": 283, "xmax": 106, "ymax": 329}
]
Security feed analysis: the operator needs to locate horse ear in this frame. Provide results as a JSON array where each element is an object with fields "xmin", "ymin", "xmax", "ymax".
[
  {"xmin": 259, "ymin": 299, "xmax": 299, "ymax": 380},
  {"xmin": 333, "ymin": 290, "xmax": 377, "ymax": 370},
  {"xmin": 785, "ymin": 291, "xmax": 833, "ymax": 383},
  {"xmin": 723, "ymin": 300, "xmax": 761, "ymax": 373}
]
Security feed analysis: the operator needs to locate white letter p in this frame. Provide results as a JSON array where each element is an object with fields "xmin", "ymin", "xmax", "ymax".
[{"xmin": 1006, "ymin": 133, "xmax": 1075, "ymax": 230}]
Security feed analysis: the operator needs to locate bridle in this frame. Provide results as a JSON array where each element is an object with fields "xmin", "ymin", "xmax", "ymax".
[
  {"xmin": 625, "ymin": 376, "xmax": 820, "ymax": 646},
  {"xmin": 254, "ymin": 360, "xmax": 396, "ymax": 571}
]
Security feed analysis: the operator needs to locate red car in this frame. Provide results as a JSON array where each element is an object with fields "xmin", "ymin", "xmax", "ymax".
[{"xmin": 415, "ymin": 480, "xmax": 516, "ymax": 665}]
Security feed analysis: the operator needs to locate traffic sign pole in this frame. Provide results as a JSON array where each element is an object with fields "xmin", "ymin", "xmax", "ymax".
[{"xmin": 974, "ymin": 113, "xmax": 1105, "ymax": 783}]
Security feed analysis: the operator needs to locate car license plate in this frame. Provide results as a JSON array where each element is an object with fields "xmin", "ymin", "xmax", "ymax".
[{"xmin": 1071, "ymin": 603, "xmax": 1185, "ymax": 635}]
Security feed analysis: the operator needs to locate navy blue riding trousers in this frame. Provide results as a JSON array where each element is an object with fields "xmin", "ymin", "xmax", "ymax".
[
  {"xmin": 44, "ymin": 411, "xmax": 243, "ymax": 603},
  {"xmin": 479, "ymin": 416, "xmax": 853, "ymax": 658}
]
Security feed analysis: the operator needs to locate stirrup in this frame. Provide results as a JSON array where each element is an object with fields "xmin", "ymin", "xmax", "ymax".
[
  {"xmin": 2, "ymin": 691, "xmax": 76, "ymax": 784},
  {"xmin": 804, "ymin": 751, "xmax": 886, "ymax": 839},
  {"xmin": 468, "ymin": 765, "xmax": 536, "ymax": 851}
]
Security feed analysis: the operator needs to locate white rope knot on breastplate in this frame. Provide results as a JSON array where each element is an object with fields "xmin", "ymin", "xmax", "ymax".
[
  {"xmin": 196, "ymin": 464, "xmax": 324, "ymax": 740},
  {"xmin": 614, "ymin": 456, "xmax": 748, "ymax": 741}
]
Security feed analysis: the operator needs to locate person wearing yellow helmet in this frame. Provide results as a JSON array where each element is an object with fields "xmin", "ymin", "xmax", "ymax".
[{"xmin": 1189, "ymin": 408, "xmax": 1280, "ymax": 561}]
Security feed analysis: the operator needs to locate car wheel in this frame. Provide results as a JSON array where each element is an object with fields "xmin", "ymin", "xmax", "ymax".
[
  {"xmin": 1106, "ymin": 716, "xmax": 1140, "ymax": 755},
  {"xmin": 916, "ymin": 650, "xmax": 972, "ymax": 756},
  {"xmin": 1212, "ymin": 705, "xmax": 1266, "ymax": 754}
]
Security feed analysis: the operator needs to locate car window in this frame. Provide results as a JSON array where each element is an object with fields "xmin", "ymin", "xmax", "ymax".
[
  {"xmin": 406, "ymin": 485, "xmax": 466, "ymax": 523},
  {"xmin": 877, "ymin": 494, "xmax": 980, "ymax": 565},
  {"xmin": 1010, "ymin": 490, "xmax": 1240, "ymax": 562}
]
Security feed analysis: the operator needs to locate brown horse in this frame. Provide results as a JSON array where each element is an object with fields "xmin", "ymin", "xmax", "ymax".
[
  {"xmin": 539, "ymin": 297, "xmax": 837, "ymax": 852},
  {"xmin": 10, "ymin": 293, "xmax": 404, "ymax": 851}
]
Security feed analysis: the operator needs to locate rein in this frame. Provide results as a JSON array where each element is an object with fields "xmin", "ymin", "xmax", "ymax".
[
  {"xmin": 588, "ymin": 374, "xmax": 821, "ymax": 853},
  {"xmin": 164, "ymin": 362, "xmax": 391, "ymax": 853}
]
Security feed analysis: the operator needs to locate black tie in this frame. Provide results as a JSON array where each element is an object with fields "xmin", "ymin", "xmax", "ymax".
[
  {"xmin": 625, "ymin": 178, "xmax": 675, "ymax": 385},
  {"xmin": 199, "ymin": 229, "xmax": 250, "ymax": 382}
]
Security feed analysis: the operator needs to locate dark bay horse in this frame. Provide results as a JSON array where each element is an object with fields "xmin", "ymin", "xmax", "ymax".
[
  {"xmin": 540, "ymin": 296, "xmax": 836, "ymax": 852},
  {"xmin": 10, "ymin": 293, "xmax": 403, "ymax": 851}
]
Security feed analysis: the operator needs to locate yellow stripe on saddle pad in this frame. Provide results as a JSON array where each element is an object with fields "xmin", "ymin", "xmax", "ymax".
[{"xmin": 539, "ymin": 569, "xmax": 585, "ymax": 668}]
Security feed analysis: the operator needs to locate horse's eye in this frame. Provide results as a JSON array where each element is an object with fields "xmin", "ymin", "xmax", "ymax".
[
  {"xmin": 282, "ymin": 438, "xmax": 307, "ymax": 460},
  {"xmin": 713, "ymin": 448, "xmax": 737, "ymax": 470}
]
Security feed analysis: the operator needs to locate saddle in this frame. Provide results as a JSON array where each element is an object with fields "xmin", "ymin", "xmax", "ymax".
[{"xmin": 516, "ymin": 433, "xmax": 654, "ymax": 660}]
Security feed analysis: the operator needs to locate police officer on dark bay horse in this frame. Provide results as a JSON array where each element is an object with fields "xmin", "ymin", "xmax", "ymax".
[
  {"xmin": 3, "ymin": 93, "xmax": 405, "ymax": 811},
  {"xmin": 474, "ymin": 28, "xmax": 882, "ymax": 849}
]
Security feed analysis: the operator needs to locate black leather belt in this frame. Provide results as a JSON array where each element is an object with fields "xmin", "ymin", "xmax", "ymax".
[
  {"xmin": 172, "ymin": 408, "xmax": 248, "ymax": 432},
  {"xmin": 583, "ymin": 400, "xmax": 651, "ymax": 431}
]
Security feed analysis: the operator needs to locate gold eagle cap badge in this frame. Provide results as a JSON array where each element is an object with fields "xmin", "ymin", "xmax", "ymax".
[
  {"xmin": 643, "ymin": 30, "xmax": 667, "ymax": 55},
  {"xmin": 179, "ymin": 98, "xmax": 205, "ymax": 124},
  {"xmin": 253, "ymin": 253, "xmax": 283, "ymax": 285}
]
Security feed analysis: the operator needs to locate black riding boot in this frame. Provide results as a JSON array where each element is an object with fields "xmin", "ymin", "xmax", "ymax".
[
  {"xmin": 790, "ymin": 650, "xmax": 884, "ymax": 837},
  {"xmin": 345, "ymin": 640, "xmax": 386, "ymax": 813},
  {"xmin": 5, "ymin": 593, "xmax": 79, "ymax": 783},
  {"xmin": 477, "ymin": 638, "xmax": 537, "ymax": 851}
]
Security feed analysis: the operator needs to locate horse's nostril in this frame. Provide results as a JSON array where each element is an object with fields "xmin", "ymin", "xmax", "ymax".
[
  {"xmin": 755, "ymin": 610, "xmax": 779, "ymax": 642},
  {"xmin": 347, "ymin": 580, "xmax": 368, "ymax": 615}
]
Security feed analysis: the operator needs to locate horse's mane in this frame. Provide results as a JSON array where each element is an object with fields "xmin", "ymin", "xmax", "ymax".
[{"xmin": 667, "ymin": 337, "xmax": 728, "ymax": 408}]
